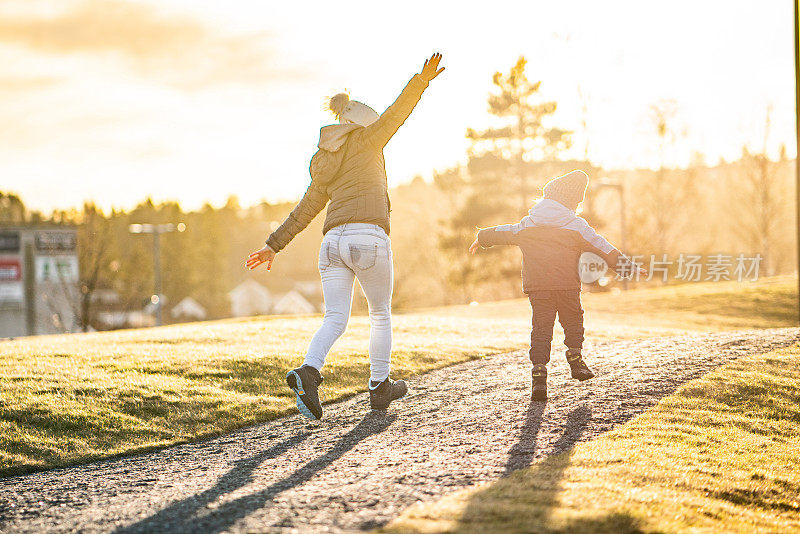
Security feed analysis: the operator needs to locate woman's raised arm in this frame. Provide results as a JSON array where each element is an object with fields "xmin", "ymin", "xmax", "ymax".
[{"xmin": 362, "ymin": 53, "xmax": 445, "ymax": 149}]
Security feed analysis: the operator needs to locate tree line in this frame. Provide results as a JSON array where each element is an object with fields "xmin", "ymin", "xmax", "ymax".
[{"xmin": 1, "ymin": 56, "xmax": 795, "ymax": 330}]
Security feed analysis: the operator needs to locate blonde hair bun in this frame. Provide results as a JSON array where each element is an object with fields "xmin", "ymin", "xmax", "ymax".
[{"xmin": 328, "ymin": 93, "xmax": 350, "ymax": 118}]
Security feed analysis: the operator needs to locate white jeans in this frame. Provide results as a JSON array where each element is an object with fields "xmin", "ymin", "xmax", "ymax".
[{"xmin": 303, "ymin": 223, "xmax": 393, "ymax": 382}]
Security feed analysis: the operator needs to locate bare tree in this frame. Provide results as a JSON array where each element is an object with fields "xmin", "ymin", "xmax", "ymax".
[
  {"xmin": 736, "ymin": 106, "xmax": 782, "ymax": 275},
  {"xmin": 75, "ymin": 203, "xmax": 112, "ymax": 331},
  {"xmin": 577, "ymin": 84, "xmax": 591, "ymax": 161},
  {"xmin": 642, "ymin": 99, "xmax": 694, "ymax": 255}
]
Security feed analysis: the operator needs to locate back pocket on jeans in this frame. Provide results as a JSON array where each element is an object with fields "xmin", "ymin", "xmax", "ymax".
[{"xmin": 349, "ymin": 243, "xmax": 377, "ymax": 270}]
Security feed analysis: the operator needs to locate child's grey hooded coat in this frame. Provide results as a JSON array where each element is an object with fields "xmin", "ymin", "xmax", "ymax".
[{"xmin": 478, "ymin": 199, "xmax": 629, "ymax": 292}]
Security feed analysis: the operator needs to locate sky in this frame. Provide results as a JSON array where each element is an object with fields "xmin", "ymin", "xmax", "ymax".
[{"xmin": 0, "ymin": 0, "xmax": 796, "ymax": 212}]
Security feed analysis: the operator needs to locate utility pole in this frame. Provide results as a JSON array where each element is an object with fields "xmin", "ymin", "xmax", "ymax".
[
  {"xmin": 795, "ymin": 0, "xmax": 800, "ymax": 323},
  {"xmin": 129, "ymin": 223, "xmax": 185, "ymax": 326},
  {"xmin": 596, "ymin": 179, "xmax": 628, "ymax": 290},
  {"xmin": 153, "ymin": 229, "xmax": 162, "ymax": 326}
]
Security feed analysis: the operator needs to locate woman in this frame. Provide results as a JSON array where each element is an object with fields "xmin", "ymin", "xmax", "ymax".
[{"xmin": 246, "ymin": 53, "xmax": 445, "ymax": 420}]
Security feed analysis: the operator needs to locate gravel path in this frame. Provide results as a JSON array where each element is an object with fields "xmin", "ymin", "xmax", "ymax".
[{"xmin": 1, "ymin": 328, "xmax": 797, "ymax": 534}]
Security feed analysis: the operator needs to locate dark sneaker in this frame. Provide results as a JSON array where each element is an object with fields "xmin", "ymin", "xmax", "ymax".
[
  {"xmin": 566, "ymin": 350, "xmax": 595, "ymax": 381},
  {"xmin": 286, "ymin": 365, "xmax": 324, "ymax": 420},
  {"xmin": 369, "ymin": 377, "xmax": 408, "ymax": 410},
  {"xmin": 532, "ymin": 364, "xmax": 548, "ymax": 401}
]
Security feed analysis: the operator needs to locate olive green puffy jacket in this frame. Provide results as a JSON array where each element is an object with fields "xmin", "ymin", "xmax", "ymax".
[{"xmin": 266, "ymin": 74, "xmax": 429, "ymax": 252}]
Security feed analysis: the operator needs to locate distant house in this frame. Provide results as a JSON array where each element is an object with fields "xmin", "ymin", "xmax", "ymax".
[
  {"xmin": 126, "ymin": 310, "xmax": 155, "ymax": 328},
  {"xmin": 91, "ymin": 289, "xmax": 122, "ymax": 307},
  {"xmin": 229, "ymin": 279, "xmax": 273, "ymax": 317},
  {"xmin": 95, "ymin": 311, "xmax": 128, "ymax": 329},
  {"xmin": 171, "ymin": 297, "xmax": 207, "ymax": 321},
  {"xmin": 273, "ymin": 290, "xmax": 316, "ymax": 315},
  {"xmin": 293, "ymin": 281, "xmax": 324, "ymax": 312},
  {"xmin": 143, "ymin": 295, "xmax": 168, "ymax": 317},
  {"xmin": 91, "ymin": 290, "xmax": 127, "ymax": 329},
  {"xmin": 294, "ymin": 280, "xmax": 323, "ymax": 297}
]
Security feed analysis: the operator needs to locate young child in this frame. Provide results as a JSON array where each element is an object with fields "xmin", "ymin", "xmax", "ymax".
[{"xmin": 469, "ymin": 170, "xmax": 643, "ymax": 401}]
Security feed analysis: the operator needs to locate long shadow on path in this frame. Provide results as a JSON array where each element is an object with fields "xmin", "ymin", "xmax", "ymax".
[
  {"xmin": 452, "ymin": 402, "xmax": 642, "ymax": 533},
  {"xmin": 118, "ymin": 412, "xmax": 395, "ymax": 534},
  {"xmin": 504, "ymin": 401, "xmax": 546, "ymax": 475}
]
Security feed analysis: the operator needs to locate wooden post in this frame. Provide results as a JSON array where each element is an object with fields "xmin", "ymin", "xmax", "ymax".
[{"xmin": 795, "ymin": 0, "xmax": 800, "ymax": 322}]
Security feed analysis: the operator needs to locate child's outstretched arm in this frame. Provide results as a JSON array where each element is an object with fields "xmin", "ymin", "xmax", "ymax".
[
  {"xmin": 568, "ymin": 217, "xmax": 647, "ymax": 277},
  {"xmin": 469, "ymin": 223, "xmax": 520, "ymax": 254}
]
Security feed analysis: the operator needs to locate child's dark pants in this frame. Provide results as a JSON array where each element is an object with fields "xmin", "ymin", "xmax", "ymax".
[{"xmin": 528, "ymin": 290, "xmax": 584, "ymax": 365}]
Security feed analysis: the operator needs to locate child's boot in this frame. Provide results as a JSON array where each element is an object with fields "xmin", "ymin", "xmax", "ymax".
[
  {"xmin": 566, "ymin": 349, "xmax": 595, "ymax": 381},
  {"xmin": 531, "ymin": 364, "xmax": 548, "ymax": 401}
]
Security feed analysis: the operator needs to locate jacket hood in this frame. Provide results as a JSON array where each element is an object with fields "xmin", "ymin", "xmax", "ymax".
[
  {"xmin": 318, "ymin": 123, "xmax": 362, "ymax": 152},
  {"xmin": 527, "ymin": 198, "xmax": 577, "ymax": 227}
]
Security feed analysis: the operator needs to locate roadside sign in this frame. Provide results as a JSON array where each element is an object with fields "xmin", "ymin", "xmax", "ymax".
[
  {"xmin": 0, "ymin": 228, "xmax": 80, "ymax": 337},
  {"xmin": 0, "ymin": 260, "xmax": 21, "ymax": 281},
  {"xmin": 35, "ymin": 256, "xmax": 79, "ymax": 283},
  {"xmin": 0, "ymin": 232, "xmax": 20, "ymax": 253},
  {"xmin": 0, "ymin": 283, "xmax": 23, "ymax": 304},
  {"xmin": 35, "ymin": 231, "xmax": 76, "ymax": 252}
]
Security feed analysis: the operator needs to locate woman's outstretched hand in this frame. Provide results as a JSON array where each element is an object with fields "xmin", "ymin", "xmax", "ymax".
[
  {"xmin": 469, "ymin": 238, "xmax": 480, "ymax": 255},
  {"xmin": 420, "ymin": 52, "xmax": 445, "ymax": 82},
  {"xmin": 246, "ymin": 245, "xmax": 276, "ymax": 271}
]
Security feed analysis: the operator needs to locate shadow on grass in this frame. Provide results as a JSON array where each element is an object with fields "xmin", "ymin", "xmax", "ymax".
[
  {"xmin": 452, "ymin": 402, "xmax": 643, "ymax": 534},
  {"xmin": 116, "ymin": 411, "xmax": 395, "ymax": 534}
]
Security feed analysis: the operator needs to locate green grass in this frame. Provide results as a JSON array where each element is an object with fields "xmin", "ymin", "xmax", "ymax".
[
  {"xmin": 0, "ymin": 276, "xmax": 796, "ymax": 477},
  {"xmin": 582, "ymin": 275, "xmax": 799, "ymax": 330},
  {"xmin": 384, "ymin": 343, "xmax": 800, "ymax": 534}
]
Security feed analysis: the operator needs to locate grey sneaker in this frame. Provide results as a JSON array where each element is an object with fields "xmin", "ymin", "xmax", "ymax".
[
  {"xmin": 566, "ymin": 349, "xmax": 595, "ymax": 381},
  {"xmin": 369, "ymin": 378, "xmax": 408, "ymax": 410},
  {"xmin": 286, "ymin": 365, "xmax": 324, "ymax": 420},
  {"xmin": 532, "ymin": 364, "xmax": 548, "ymax": 401}
]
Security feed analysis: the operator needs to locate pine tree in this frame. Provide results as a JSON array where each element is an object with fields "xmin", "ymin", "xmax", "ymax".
[{"xmin": 466, "ymin": 56, "xmax": 572, "ymax": 215}]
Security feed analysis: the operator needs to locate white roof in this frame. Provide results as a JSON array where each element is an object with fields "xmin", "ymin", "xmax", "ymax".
[
  {"xmin": 273, "ymin": 290, "xmax": 315, "ymax": 315},
  {"xmin": 229, "ymin": 279, "xmax": 272, "ymax": 299},
  {"xmin": 171, "ymin": 297, "xmax": 207, "ymax": 319}
]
